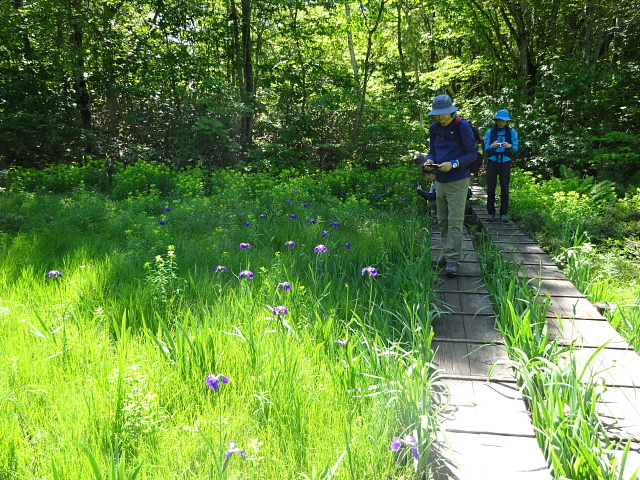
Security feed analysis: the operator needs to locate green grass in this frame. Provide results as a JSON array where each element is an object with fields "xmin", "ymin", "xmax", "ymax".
[{"xmin": 0, "ymin": 166, "xmax": 448, "ymax": 479}]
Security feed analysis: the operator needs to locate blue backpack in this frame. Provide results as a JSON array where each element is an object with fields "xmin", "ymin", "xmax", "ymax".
[{"xmin": 488, "ymin": 126, "xmax": 515, "ymax": 161}]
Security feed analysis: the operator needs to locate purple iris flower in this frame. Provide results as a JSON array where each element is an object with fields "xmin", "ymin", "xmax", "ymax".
[
  {"xmin": 404, "ymin": 183, "xmax": 411, "ymax": 187},
  {"xmin": 288, "ymin": 214, "xmax": 298, "ymax": 219},
  {"xmin": 259, "ymin": 214, "xmax": 267, "ymax": 219},
  {"xmin": 321, "ymin": 230, "xmax": 331, "ymax": 237},
  {"xmin": 239, "ymin": 243, "xmax": 253, "ymax": 249},
  {"xmin": 362, "ymin": 266, "xmax": 378, "ymax": 276},
  {"xmin": 291, "ymin": 190, "xmax": 299, "ymax": 193},
  {"xmin": 206, "ymin": 374, "xmax": 230, "ymax": 391},
  {"xmin": 272, "ymin": 306, "xmax": 289, "ymax": 316},
  {"xmin": 314, "ymin": 244, "xmax": 327, "ymax": 253},
  {"xmin": 165, "ymin": 207, "xmax": 172, "ymax": 212},
  {"xmin": 308, "ymin": 219, "xmax": 318, "ymax": 224},
  {"xmin": 391, "ymin": 435, "xmax": 420, "ymax": 460},
  {"xmin": 238, "ymin": 270, "xmax": 254, "ymax": 279},
  {"xmin": 284, "ymin": 240, "xmax": 296, "ymax": 248},
  {"xmin": 277, "ymin": 281, "xmax": 292, "ymax": 291},
  {"xmin": 286, "ymin": 199, "xmax": 292, "ymax": 204},
  {"xmin": 303, "ymin": 203, "xmax": 310, "ymax": 208},
  {"xmin": 244, "ymin": 221, "xmax": 252, "ymax": 227},
  {"xmin": 47, "ymin": 270, "xmax": 63, "ymax": 278},
  {"xmin": 329, "ymin": 222, "xmax": 341, "ymax": 228},
  {"xmin": 159, "ymin": 221, "xmax": 168, "ymax": 225},
  {"xmin": 226, "ymin": 441, "xmax": 246, "ymax": 459},
  {"xmin": 343, "ymin": 243, "xmax": 351, "ymax": 249},
  {"xmin": 215, "ymin": 265, "xmax": 227, "ymax": 273}
]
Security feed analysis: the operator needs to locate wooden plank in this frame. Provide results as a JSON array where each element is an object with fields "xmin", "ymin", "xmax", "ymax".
[
  {"xmin": 436, "ymin": 292, "xmax": 495, "ymax": 316},
  {"xmin": 505, "ymin": 252, "xmax": 556, "ymax": 266},
  {"xmin": 456, "ymin": 275, "xmax": 488, "ymax": 292},
  {"xmin": 433, "ymin": 340, "xmax": 474, "ymax": 377},
  {"xmin": 433, "ymin": 314, "xmax": 468, "ymax": 340},
  {"xmin": 599, "ymin": 387, "xmax": 640, "ymax": 440},
  {"xmin": 462, "ymin": 314, "xmax": 501, "ymax": 343},
  {"xmin": 547, "ymin": 317, "xmax": 629, "ymax": 349},
  {"xmin": 433, "ymin": 314, "xmax": 501, "ymax": 344},
  {"xmin": 437, "ymin": 290, "xmax": 490, "ymax": 295},
  {"xmin": 560, "ymin": 347, "xmax": 640, "ymax": 388},
  {"xmin": 547, "ymin": 295, "xmax": 604, "ymax": 319},
  {"xmin": 433, "ymin": 341, "xmax": 514, "ymax": 380},
  {"xmin": 532, "ymin": 278, "xmax": 586, "ymax": 297},
  {"xmin": 438, "ymin": 432, "xmax": 553, "ymax": 480},
  {"xmin": 442, "ymin": 379, "xmax": 535, "ymax": 436},
  {"xmin": 520, "ymin": 264, "xmax": 568, "ymax": 280},
  {"xmin": 495, "ymin": 242, "xmax": 549, "ymax": 255}
]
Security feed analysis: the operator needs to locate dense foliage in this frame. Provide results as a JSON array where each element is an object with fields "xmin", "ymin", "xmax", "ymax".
[{"xmin": 1, "ymin": 0, "xmax": 639, "ymax": 181}]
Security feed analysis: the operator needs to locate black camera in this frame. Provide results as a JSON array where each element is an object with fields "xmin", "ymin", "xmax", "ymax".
[{"xmin": 413, "ymin": 153, "xmax": 441, "ymax": 173}]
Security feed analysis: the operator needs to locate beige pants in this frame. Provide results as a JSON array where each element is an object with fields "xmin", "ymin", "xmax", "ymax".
[{"xmin": 435, "ymin": 177, "xmax": 470, "ymax": 263}]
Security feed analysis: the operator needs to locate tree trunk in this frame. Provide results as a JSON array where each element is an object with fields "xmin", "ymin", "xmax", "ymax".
[{"xmin": 241, "ymin": 0, "xmax": 254, "ymax": 147}]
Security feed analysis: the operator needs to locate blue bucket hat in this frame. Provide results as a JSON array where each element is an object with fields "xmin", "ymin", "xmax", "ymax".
[
  {"xmin": 428, "ymin": 94, "xmax": 459, "ymax": 116},
  {"xmin": 494, "ymin": 109, "xmax": 512, "ymax": 121}
]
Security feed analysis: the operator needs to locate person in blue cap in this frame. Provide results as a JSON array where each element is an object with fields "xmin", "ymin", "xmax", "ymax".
[
  {"xmin": 485, "ymin": 110, "xmax": 519, "ymax": 222},
  {"xmin": 417, "ymin": 94, "xmax": 477, "ymax": 277}
]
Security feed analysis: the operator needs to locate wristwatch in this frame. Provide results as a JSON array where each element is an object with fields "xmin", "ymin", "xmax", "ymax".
[{"xmin": 451, "ymin": 160, "xmax": 459, "ymax": 168}]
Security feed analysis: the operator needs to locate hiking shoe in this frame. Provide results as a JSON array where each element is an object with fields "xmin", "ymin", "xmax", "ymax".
[
  {"xmin": 433, "ymin": 257, "xmax": 446, "ymax": 267},
  {"xmin": 501, "ymin": 214, "xmax": 509, "ymax": 222},
  {"xmin": 486, "ymin": 214, "xmax": 495, "ymax": 222},
  {"xmin": 445, "ymin": 262, "xmax": 459, "ymax": 277}
]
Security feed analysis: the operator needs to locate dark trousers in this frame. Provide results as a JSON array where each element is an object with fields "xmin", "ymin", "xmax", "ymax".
[{"xmin": 486, "ymin": 160, "xmax": 511, "ymax": 215}]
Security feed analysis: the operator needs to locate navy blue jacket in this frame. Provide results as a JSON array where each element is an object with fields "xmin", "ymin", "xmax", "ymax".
[{"xmin": 427, "ymin": 117, "xmax": 478, "ymax": 183}]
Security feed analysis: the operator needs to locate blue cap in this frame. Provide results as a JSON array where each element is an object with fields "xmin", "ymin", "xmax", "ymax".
[
  {"xmin": 494, "ymin": 109, "xmax": 512, "ymax": 121},
  {"xmin": 428, "ymin": 95, "xmax": 459, "ymax": 116}
]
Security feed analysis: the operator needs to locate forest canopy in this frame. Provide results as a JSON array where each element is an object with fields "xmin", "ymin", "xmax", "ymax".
[{"xmin": 1, "ymin": 0, "xmax": 639, "ymax": 184}]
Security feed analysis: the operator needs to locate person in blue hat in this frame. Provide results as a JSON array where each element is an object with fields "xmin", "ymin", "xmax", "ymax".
[
  {"xmin": 416, "ymin": 94, "xmax": 478, "ymax": 277},
  {"xmin": 484, "ymin": 110, "xmax": 519, "ymax": 222}
]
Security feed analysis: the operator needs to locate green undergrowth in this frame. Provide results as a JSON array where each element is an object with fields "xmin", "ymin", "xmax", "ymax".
[{"xmin": 0, "ymin": 165, "xmax": 448, "ymax": 479}]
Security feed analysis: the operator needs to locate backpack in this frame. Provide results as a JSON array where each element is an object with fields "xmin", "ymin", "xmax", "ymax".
[
  {"xmin": 454, "ymin": 117, "xmax": 485, "ymax": 175},
  {"xmin": 488, "ymin": 126, "xmax": 515, "ymax": 161},
  {"xmin": 430, "ymin": 116, "xmax": 485, "ymax": 175}
]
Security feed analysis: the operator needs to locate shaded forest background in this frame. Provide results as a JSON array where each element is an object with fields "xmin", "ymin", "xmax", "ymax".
[{"xmin": 1, "ymin": 0, "xmax": 639, "ymax": 186}]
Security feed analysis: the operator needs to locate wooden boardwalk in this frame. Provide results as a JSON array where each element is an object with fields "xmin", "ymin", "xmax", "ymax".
[
  {"xmin": 464, "ymin": 184, "xmax": 640, "ymax": 477},
  {"xmin": 430, "ymin": 221, "xmax": 552, "ymax": 479}
]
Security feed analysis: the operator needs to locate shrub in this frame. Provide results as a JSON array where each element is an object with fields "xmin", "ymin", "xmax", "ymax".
[{"xmin": 112, "ymin": 161, "xmax": 173, "ymax": 200}]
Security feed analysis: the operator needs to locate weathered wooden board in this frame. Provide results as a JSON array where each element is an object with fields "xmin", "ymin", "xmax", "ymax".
[
  {"xmin": 433, "ymin": 340, "xmax": 476, "ymax": 377},
  {"xmin": 547, "ymin": 316, "xmax": 629, "ymax": 348},
  {"xmin": 547, "ymin": 295, "xmax": 605, "ymax": 319},
  {"xmin": 598, "ymin": 386, "xmax": 640, "ymax": 439},
  {"xmin": 442, "ymin": 379, "xmax": 534, "ymax": 436},
  {"xmin": 435, "ymin": 291, "xmax": 494, "ymax": 316},
  {"xmin": 433, "ymin": 313, "xmax": 501, "ymax": 343},
  {"xmin": 438, "ymin": 431, "xmax": 553, "ymax": 480},
  {"xmin": 494, "ymin": 242, "xmax": 548, "ymax": 255},
  {"xmin": 504, "ymin": 252, "xmax": 557, "ymax": 266},
  {"xmin": 520, "ymin": 264, "xmax": 569, "ymax": 280},
  {"xmin": 560, "ymin": 346, "xmax": 640, "ymax": 387},
  {"xmin": 433, "ymin": 341, "xmax": 514, "ymax": 380},
  {"xmin": 531, "ymin": 278, "xmax": 585, "ymax": 297}
]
